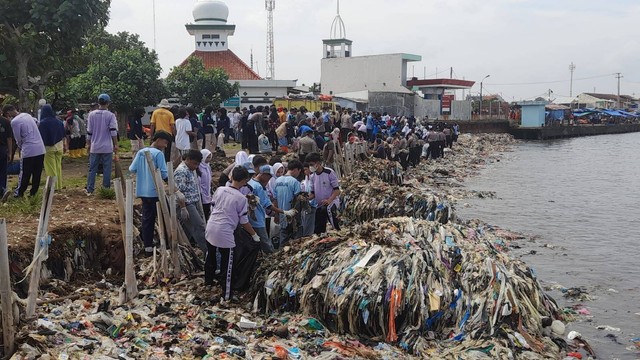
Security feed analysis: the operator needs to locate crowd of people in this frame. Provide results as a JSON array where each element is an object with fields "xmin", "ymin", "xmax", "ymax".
[
  {"xmin": 137, "ymin": 101, "xmax": 466, "ymax": 300},
  {"xmin": 1, "ymin": 94, "xmax": 463, "ymax": 301}
]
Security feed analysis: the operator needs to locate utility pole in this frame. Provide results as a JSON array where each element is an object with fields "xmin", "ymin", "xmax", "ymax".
[
  {"xmin": 569, "ymin": 62, "xmax": 576, "ymax": 97},
  {"xmin": 265, "ymin": 0, "xmax": 276, "ymax": 80},
  {"xmin": 479, "ymin": 75, "xmax": 490, "ymax": 118},
  {"xmin": 615, "ymin": 72, "xmax": 623, "ymax": 109}
]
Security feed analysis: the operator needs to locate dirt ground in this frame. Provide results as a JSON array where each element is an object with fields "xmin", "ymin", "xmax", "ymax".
[{"xmin": 1, "ymin": 144, "xmax": 238, "ymax": 254}]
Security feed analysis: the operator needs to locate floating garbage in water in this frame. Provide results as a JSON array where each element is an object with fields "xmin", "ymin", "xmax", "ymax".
[{"xmin": 250, "ymin": 217, "xmax": 572, "ymax": 358}]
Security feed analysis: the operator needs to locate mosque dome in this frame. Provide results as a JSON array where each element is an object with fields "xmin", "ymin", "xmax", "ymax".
[{"xmin": 192, "ymin": 0, "xmax": 229, "ymax": 25}]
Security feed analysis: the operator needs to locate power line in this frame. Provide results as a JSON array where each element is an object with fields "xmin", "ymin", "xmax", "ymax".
[{"xmin": 486, "ymin": 73, "xmax": 615, "ymax": 86}]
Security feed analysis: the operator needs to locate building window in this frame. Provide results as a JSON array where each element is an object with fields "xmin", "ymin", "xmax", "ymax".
[
  {"xmin": 212, "ymin": 34, "xmax": 220, "ymax": 39},
  {"xmin": 202, "ymin": 34, "xmax": 211, "ymax": 39}
]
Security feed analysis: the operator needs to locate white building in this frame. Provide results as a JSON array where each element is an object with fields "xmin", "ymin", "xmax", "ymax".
[{"xmin": 180, "ymin": 0, "xmax": 296, "ymax": 108}]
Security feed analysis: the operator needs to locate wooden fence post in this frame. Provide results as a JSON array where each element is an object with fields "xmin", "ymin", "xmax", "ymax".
[
  {"xmin": 167, "ymin": 164, "xmax": 181, "ymax": 278},
  {"xmin": 0, "ymin": 219, "xmax": 15, "ymax": 357},
  {"xmin": 25, "ymin": 176, "xmax": 55, "ymax": 318},
  {"xmin": 156, "ymin": 203, "xmax": 169, "ymax": 279},
  {"xmin": 123, "ymin": 179, "xmax": 138, "ymax": 301}
]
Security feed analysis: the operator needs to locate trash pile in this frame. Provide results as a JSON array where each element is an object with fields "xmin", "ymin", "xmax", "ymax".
[
  {"xmin": 9, "ymin": 278, "xmax": 414, "ymax": 359},
  {"xmin": 351, "ymin": 157, "xmax": 404, "ymax": 185},
  {"xmin": 250, "ymin": 217, "xmax": 589, "ymax": 358},
  {"xmin": 340, "ymin": 177, "xmax": 453, "ymax": 225},
  {"xmin": 403, "ymin": 133, "xmax": 515, "ymax": 188}
]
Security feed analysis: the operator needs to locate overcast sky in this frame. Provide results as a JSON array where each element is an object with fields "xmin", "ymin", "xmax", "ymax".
[{"xmin": 106, "ymin": 0, "xmax": 640, "ymax": 102}]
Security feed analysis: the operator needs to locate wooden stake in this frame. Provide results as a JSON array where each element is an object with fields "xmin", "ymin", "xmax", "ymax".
[
  {"xmin": 167, "ymin": 163, "xmax": 181, "ymax": 278},
  {"xmin": 144, "ymin": 153, "xmax": 180, "ymax": 277},
  {"xmin": 156, "ymin": 203, "xmax": 169, "ymax": 279},
  {"xmin": 123, "ymin": 179, "xmax": 138, "ymax": 301},
  {"xmin": 113, "ymin": 181, "xmax": 126, "ymax": 251},
  {"xmin": 0, "ymin": 219, "xmax": 15, "ymax": 357},
  {"xmin": 25, "ymin": 176, "xmax": 56, "ymax": 318}
]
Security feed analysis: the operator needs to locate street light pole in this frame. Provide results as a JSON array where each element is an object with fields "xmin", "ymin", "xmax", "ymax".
[{"xmin": 479, "ymin": 75, "xmax": 490, "ymax": 118}]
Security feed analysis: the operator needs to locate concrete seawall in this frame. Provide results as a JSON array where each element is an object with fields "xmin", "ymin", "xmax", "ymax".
[
  {"xmin": 508, "ymin": 123, "xmax": 640, "ymax": 140},
  {"xmin": 440, "ymin": 120, "xmax": 640, "ymax": 139}
]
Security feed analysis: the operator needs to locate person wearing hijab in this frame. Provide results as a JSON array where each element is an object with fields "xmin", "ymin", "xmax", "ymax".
[
  {"xmin": 199, "ymin": 148, "xmax": 213, "ymax": 220},
  {"xmin": 219, "ymin": 150, "xmax": 248, "ymax": 186},
  {"xmin": 38, "ymin": 105, "xmax": 66, "ymax": 189}
]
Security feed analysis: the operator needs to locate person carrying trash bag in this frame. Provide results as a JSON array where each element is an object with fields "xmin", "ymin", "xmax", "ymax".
[{"xmin": 205, "ymin": 165, "xmax": 261, "ymax": 301}]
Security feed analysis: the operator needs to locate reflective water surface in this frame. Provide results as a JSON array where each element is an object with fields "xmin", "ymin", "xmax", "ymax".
[{"xmin": 457, "ymin": 133, "xmax": 640, "ymax": 359}]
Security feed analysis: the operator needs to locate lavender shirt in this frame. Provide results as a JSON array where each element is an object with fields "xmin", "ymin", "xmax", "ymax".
[
  {"xmin": 310, "ymin": 167, "xmax": 340, "ymax": 208},
  {"xmin": 86, "ymin": 109, "xmax": 118, "ymax": 153},
  {"xmin": 205, "ymin": 186, "xmax": 249, "ymax": 248},
  {"xmin": 11, "ymin": 113, "xmax": 45, "ymax": 158}
]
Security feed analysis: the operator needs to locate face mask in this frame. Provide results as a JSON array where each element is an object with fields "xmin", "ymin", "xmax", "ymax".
[
  {"xmin": 324, "ymin": 137, "xmax": 329, "ymax": 141},
  {"xmin": 309, "ymin": 166, "xmax": 317, "ymax": 173}
]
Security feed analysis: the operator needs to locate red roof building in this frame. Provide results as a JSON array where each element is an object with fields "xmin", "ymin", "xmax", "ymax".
[{"xmin": 180, "ymin": 50, "xmax": 261, "ymax": 81}]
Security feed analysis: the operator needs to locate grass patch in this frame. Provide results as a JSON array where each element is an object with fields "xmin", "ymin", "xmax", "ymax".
[
  {"xmin": 1, "ymin": 193, "xmax": 43, "ymax": 217},
  {"xmin": 96, "ymin": 187, "xmax": 116, "ymax": 200},
  {"xmin": 61, "ymin": 175, "xmax": 87, "ymax": 190},
  {"xmin": 118, "ymin": 138, "xmax": 133, "ymax": 153}
]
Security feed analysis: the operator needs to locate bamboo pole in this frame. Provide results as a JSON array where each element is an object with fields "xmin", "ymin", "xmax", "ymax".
[
  {"xmin": 123, "ymin": 179, "xmax": 138, "ymax": 301},
  {"xmin": 25, "ymin": 176, "xmax": 56, "ymax": 318},
  {"xmin": 0, "ymin": 219, "xmax": 15, "ymax": 357},
  {"xmin": 144, "ymin": 152, "xmax": 176, "ymax": 276},
  {"xmin": 167, "ymin": 164, "xmax": 181, "ymax": 278},
  {"xmin": 156, "ymin": 203, "xmax": 169, "ymax": 278},
  {"xmin": 113, "ymin": 181, "xmax": 126, "ymax": 251}
]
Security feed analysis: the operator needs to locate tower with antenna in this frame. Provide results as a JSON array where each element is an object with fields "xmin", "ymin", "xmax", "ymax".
[
  {"xmin": 265, "ymin": 0, "xmax": 275, "ymax": 79},
  {"xmin": 323, "ymin": 0, "xmax": 352, "ymax": 58}
]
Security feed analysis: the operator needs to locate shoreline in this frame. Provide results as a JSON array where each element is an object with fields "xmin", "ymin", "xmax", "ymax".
[{"xmin": 2, "ymin": 134, "xmax": 596, "ymax": 359}]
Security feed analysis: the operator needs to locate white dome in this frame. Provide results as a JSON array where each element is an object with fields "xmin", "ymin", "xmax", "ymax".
[{"xmin": 193, "ymin": 0, "xmax": 229, "ymax": 24}]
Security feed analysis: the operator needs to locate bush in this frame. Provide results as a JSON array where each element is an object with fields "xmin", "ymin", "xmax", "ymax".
[{"xmin": 96, "ymin": 187, "xmax": 116, "ymax": 200}]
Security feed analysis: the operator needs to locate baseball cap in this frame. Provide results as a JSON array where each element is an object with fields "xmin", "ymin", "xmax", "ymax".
[
  {"xmin": 98, "ymin": 93, "xmax": 111, "ymax": 103},
  {"xmin": 258, "ymin": 165, "xmax": 272, "ymax": 176},
  {"xmin": 242, "ymin": 161, "xmax": 256, "ymax": 174}
]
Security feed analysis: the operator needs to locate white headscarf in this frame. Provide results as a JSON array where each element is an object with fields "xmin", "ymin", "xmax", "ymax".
[
  {"xmin": 234, "ymin": 151, "xmax": 248, "ymax": 166},
  {"xmin": 271, "ymin": 162, "xmax": 284, "ymax": 178},
  {"xmin": 200, "ymin": 149, "xmax": 212, "ymax": 164},
  {"xmin": 267, "ymin": 162, "xmax": 284, "ymax": 197}
]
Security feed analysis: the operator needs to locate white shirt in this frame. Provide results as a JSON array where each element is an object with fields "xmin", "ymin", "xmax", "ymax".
[{"xmin": 175, "ymin": 117, "xmax": 192, "ymax": 150}]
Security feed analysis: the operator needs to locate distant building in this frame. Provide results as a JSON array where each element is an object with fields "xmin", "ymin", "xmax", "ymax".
[
  {"xmin": 577, "ymin": 93, "xmax": 638, "ymax": 109},
  {"xmin": 178, "ymin": 0, "xmax": 296, "ymax": 108},
  {"xmin": 318, "ymin": 2, "xmax": 475, "ymax": 119}
]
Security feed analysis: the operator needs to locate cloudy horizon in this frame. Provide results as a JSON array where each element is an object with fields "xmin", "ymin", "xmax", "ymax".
[{"xmin": 106, "ymin": 0, "xmax": 640, "ymax": 103}]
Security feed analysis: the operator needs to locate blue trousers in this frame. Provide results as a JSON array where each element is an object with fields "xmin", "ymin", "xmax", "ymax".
[{"xmin": 86, "ymin": 153, "xmax": 112, "ymax": 193}]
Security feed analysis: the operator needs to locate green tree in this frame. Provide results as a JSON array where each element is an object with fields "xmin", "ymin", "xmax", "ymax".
[
  {"xmin": 165, "ymin": 56, "xmax": 239, "ymax": 110},
  {"xmin": 66, "ymin": 31, "xmax": 167, "ymax": 113},
  {"xmin": 0, "ymin": 0, "xmax": 111, "ymax": 111}
]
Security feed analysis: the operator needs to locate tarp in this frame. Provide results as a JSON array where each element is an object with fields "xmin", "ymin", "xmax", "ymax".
[
  {"xmin": 573, "ymin": 111, "xmax": 596, "ymax": 118},
  {"xmin": 546, "ymin": 109, "xmax": 565, "ymax": 120},
  {"xmin": 617, "ymin": 110, "xmax": 639, "ymax": 117},
  {"xmin": 601, "ymin": 109, "xmax": 627, "ymax": 117}
]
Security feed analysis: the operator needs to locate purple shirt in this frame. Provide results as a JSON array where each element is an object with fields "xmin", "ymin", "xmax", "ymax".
[
  {"xmin": 310, "ymin": 167, "xmax": 340, "ymax": 207},
  {"xmin": 86, "ymin": 109, "xmax": 118, "ymax": 153},
  {"xmin": 199, "ymin": 162, "xmax": 212, "ymax": 204},
  {"xmin": 11, "ymin": 113, "xmax": 45, "ymax": 158},
  {"xmin": 205, "ymin": 186, "xmax": 249, "ymax": 248}
]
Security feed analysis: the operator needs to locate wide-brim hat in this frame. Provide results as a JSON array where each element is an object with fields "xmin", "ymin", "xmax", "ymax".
[{"xmin": 157, "ymin": 99, "xmax": 171, "ymax": 108}]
